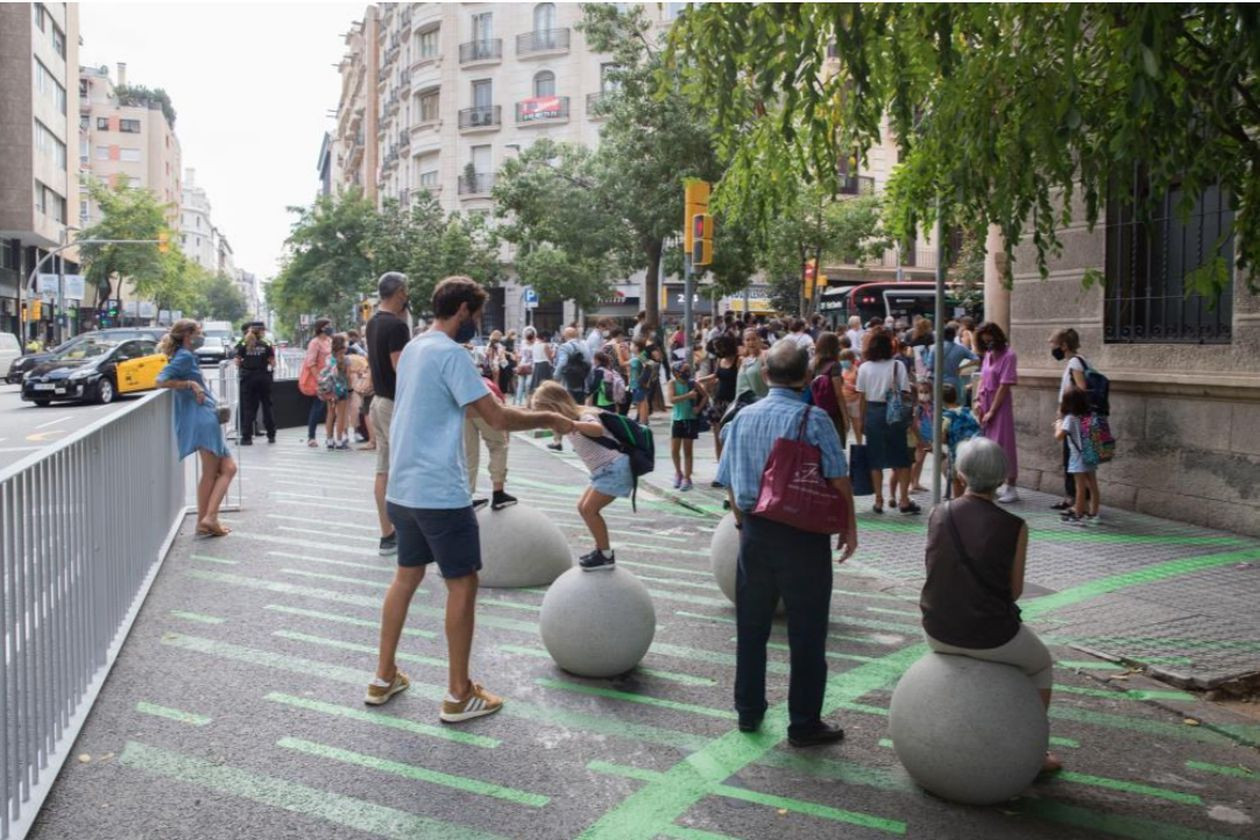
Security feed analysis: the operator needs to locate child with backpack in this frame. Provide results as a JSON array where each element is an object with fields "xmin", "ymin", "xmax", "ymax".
[
  {"xmin": 317, "ymin": 334, "xmax": 352, "ymax": 449},
  {"xmin": 910, "ymin": 380, "xmax": 934, "ymax": 492},
  {"xmin": 667, "ymin": 361, "xmax": 704, "ymax": 491},
  {"xmin": 531, "ymin": 381, "xmax": 637, "ymax": 571},
  {"xmin": 1055, "ymin": 387, "xmax": 1101, "ymax": 526},
  {"xmin": 585, "ymin": 351, "xmax": 627, "ymax": 411},
  {"xmin": 941, "ymin": 382, "xmax": 980, "ymax": 498}
]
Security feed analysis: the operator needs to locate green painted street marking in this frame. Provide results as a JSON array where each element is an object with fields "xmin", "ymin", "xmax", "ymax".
[
  {"xmin": 478, "ymin": 597, "xmax": 542, "ymax": 613},
  {"xmin": 636, "ymin": 574, "xmax": 724, "ymax": 592},
  {"xmin": 1057, "ymin": 660, "xmax": 1125, "ymax": 671},
  {"xmin": 864, "ymin": 606, "xmax": 922, "ymax": 619},
  {"xmin": 588, "ymin": 761, "xmax": 906, "ymax": 835},
  {"xmin": 1053, "ymin": 684, "xmax": 1197, "ymax": 703},
  {"xmin": 265, "ymin": 693, "xmax": 498, "ymax": 748},
  {"xmin": 649, "ymin": 640, "xmax": 790, "ymax": 676},
  {"xmin": 834, "ymin": 588, "xmax": 918, "ymax": 603},
  {"xmin": 264, "ymin": 604, "xmax": 437, "ymax": 639},
  {"xmin": 1012, "ymin": 796, "xmax": 1234, "ymax": 840},
  {"xmin": 759, "ymin": 749, "xmax": 912, "ymax": 792},
  {"xmin": 224, "ymin": 528, "xmax": 382, "ymax": 558},
  {"xmin": 1143, "ymin": 656, "xmax": 1196, "ymax": 665},
  {"xmin": 268, "ymin": 550, "xmax": 396, "ymax": 574},
  {"xmin": 135, "ymin": 701, "xmax": 211, "ymax": 726},
  {"xmin": 1056, "ymin": 770, "xmax": 1203, "ymax": 805},
  {"xmin": 1022, "ymin": 548, "xmax": 1260, "ymax": 619},
  {"xmin": 537, "ymin": 678, "xmax": 737, "ymax": 720},
  {"xmin": 761, "ymin": 640, "xmax": 877, "ymax": 664},
  {"xmin": 674, "ymin": 610, "xmax": 736, "ymax": 626},
  {"xmin": 1049, "ymin": 705, "xmax": 1234, "ymax": 746},
  {"xmin": 189, "ymin": 554, "xmax": 237, "ymax": 565},
  {"xmin": 281, "ymin": 568, "xmax": 391, "ymax": 590},
  {"xmin": 118, "ymin": 741, "xmax": 503, "ymax": 840},
  {"xmin": 187, "ymin": 569, "xmax": 385, "ymax": 608},
  {"xmin": 169, "ymin": 610, "xmax": 225, "ymax": 625},
  {"xmin": 273, "ymin": 629, "xmax": 446, "ymax": 669},
  {"xmin": 645, "ymin": 588, "xmax": 731, "ymax": 609},
  {"xmin": 657, "ymin": 825, "xmax": 737, "ymax": 840},
  {"xmin": 621, "ymin": 542, "xmax": 709, "ymax": 557},
  {"xmin": 1185, "ymin": 760, "xmax": 1257, "ymax": 780},
  {"xmin": 497, "ymin": 644, "xmax": 716, "ymax": 687},
  {"xmin": 163, "ymin": 633, "xmax": 710, "ymax": 751},
  {"xmin": 618, "ymin": 559, "xmax": 712, "ymax": 578},
  {"xmin": 277, "ymin": 738, "xmax": 549, "ymax": 806}
]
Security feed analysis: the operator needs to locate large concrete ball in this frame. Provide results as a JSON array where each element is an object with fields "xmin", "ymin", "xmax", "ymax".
[
  {"xmin": 709, "ymin": 513, "xmax": 784, "ymax": 614},
  {"xmin": 475, "ymin": 504, "xmax": 572, "ymax": 588},
  {"xmin": 889, "ymin": 652, "xmax": 1049, "ymax": 805},
  {"xmin": 539, "ymin": 566, "xmax": 656, "ymax": 678}
]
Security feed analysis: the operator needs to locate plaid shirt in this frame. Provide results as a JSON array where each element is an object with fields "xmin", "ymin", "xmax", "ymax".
[{"xmin": 715, "ymin": 387, "xmax": 848, "ymax": 513}]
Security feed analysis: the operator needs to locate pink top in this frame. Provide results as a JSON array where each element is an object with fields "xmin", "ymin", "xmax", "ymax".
[
  {"xmin": 304, "ymin": 336, "xmax": 331, "ymax": 375},
  {"xmin": 976, "ymin": 349, "xmax": 1018, "ymax": 415}
]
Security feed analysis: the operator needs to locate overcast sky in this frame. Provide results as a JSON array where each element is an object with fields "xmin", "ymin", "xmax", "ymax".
[{"xmin": 79, "ymin": 2, "xmax": 362, "ymax": 280}]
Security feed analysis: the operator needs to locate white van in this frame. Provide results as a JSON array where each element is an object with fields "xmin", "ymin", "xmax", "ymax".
[{"xmin": 0, "ymin": 332, "xmax": 21, "ymax": 381}]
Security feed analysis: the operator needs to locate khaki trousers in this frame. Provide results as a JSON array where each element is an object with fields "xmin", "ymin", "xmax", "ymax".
[{"xmin": 464, "ymin": 414, "xmax": 508, "ymax": 492}]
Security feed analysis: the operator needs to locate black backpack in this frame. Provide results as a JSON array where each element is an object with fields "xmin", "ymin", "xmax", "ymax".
[
  {"xmin": 592, "ymin": 411, "xmax": 656, "ymax": 510},
  {"xmin": 562, "ymin": 342, "xmax": 591, "ymax": 390},
  {"xmin": 1078, "ymin": 357, "xmax": 1111, "ymax": 416}
]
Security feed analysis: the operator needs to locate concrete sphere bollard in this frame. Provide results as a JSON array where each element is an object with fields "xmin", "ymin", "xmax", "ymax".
[
  {"xmin": 889, "ymin": 652, "xmax": 1049, "ymax": 805},
  {"xmin": 474, "ymin": 504, "xmax": 572, "ymax": 588},
  {"xmin": 709, "ymin": 513, "xmax": 784, "ymax": 615},
  {"xmin": 539, "ymin": 566, "xmax": 656, "ymax": 678}
]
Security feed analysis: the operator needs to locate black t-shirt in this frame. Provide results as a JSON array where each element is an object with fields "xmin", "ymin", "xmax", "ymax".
[
  {"xmin": 366, "ymin": 311, "xmax": 410, "ymax": 400},
  {"xmin": 235, "ymin": 339, "xmax": 274, "ymax": 373}
]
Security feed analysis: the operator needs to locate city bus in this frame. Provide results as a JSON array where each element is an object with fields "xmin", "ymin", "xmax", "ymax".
[{"xmin": 818, "ymin": 281, "xmax": 971, "ymax": 327}]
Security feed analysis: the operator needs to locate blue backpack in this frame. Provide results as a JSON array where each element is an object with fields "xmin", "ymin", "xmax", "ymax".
[{"xmin": 944, "ymin": 407, "xmax": 981, "ymax": 456}]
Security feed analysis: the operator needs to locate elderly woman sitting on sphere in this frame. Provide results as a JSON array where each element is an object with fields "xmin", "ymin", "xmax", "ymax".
[{"xmin": 918, "ymin": 437, "xmax": 1062, "ymax": 773}]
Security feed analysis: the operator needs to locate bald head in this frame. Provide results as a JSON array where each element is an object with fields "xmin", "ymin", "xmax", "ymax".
[
  {"xmin": 563, "ymin": 326, "xmax": 579, "ymax": 341},
  {"xmin": 765, "ymin": 340, "xmax": 809, "ymax": 387}
]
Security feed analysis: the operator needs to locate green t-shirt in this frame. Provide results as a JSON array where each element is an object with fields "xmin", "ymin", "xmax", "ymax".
[{"xmin": 671, "ymin": 378, "xmax": 696, "ymax": 421}]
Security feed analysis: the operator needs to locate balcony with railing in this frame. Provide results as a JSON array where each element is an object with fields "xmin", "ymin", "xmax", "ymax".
[
  {"xmin": 586, "ymin": 91, "xmax": 608, "ymax": 119},
  {"xmin": 458, "ymin": 172, "xmax": 495, "ymax": 196},
  {"xmin": 516, "ymin": 95, "xmax": 570, "ymax": 125},
  {"xmin": 459, "ymin": 38, "xmax": 503, "ymax": 65},
  {"xmin": 838, "ymin": 174, "xmax": 876, "ymax": 196},
  {"xmin": 516, "ymin": 28, "xmax": 570, "ymax": 56},
  {"xmin": 398, "ymin": 129, "xmax": 410, "ymax": 148},
  {"xmin": 458, "ymin": 105, "xmax": 502, "ymax": 131}
]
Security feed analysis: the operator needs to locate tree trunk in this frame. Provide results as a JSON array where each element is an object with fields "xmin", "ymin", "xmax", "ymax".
[{"xmin": 643, "ymin": 237, "xmax": 663, "ymax": 332}]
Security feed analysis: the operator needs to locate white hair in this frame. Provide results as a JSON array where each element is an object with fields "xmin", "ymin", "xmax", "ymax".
[{"xmin": 955, "ymin": 437, "xmax": 1008, "ymax": 494}]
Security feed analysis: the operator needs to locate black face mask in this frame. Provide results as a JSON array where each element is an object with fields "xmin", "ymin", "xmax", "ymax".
[
  {"xmin": 1051, "ymin": 347, "xmax": 1066, "ymax": 361},
  {"xmin": 322, "ymin": 326, "xmax": 334, "ymax": 336}
]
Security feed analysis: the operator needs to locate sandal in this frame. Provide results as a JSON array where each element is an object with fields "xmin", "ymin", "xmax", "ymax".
[
  {"xmin": 872, "ymin": 500, "xmax": 885, "ymax": 514},
  {"xmin": 899, "ymin": 502, "xmax": 923, "ymax": 515},
  {"xmin": 197, "ymin": 522, "xmax": 232, "ymax": 537}
]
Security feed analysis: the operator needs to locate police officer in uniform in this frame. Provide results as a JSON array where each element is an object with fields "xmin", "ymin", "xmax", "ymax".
[{"xmin": 234, "ymin": 321, "xmax": 276, "ymax": 445}]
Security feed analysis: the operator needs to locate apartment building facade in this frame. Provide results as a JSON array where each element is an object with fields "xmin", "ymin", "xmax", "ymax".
[
  {"xmin": 334, "ymin": 8, "xmax": 380, "ymax": 203},
  {"xmin": 0, "ymin": 2, "xmax": 81, "ymax": 343}
]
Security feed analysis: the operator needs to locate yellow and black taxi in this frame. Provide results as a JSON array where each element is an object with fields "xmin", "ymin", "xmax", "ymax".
[{"xmin": 20, "ymin": 336, "xmax": 167, "ymax": 406}]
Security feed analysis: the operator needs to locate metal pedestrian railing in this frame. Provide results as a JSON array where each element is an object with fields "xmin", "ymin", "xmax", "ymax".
[{"xmin": 0, "ymin": 390, "xmax": 186, "ymax": 839}]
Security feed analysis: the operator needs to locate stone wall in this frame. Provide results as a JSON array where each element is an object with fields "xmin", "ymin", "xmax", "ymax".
[{"xmin": 1007, "ymin": 198, "xmax": 1260, "ymax": 537}]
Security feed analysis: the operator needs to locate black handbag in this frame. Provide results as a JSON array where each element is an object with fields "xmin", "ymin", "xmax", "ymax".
[{"xmin": 849, "ymin": 444, "xmax": 874, "ymax": 495}]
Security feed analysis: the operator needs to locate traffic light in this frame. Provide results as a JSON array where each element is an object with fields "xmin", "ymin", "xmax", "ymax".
[
  {"xmin": 157, "ymin": 231, "xmax": 170, "ymax": 254},
  {"xmin": 803, "ymin": 259, "xmax": 817, "ymax": 299},
  {"xmin": 683, "ymin": 179, "xmax": 710, "ymax": 254},
  {"xmin": 691, "ymin": 213, "xmax": 713, "ymax": 266},
  {"xmin": 29, "ymin": 299, "xmax": 42, "ymax": 321}
]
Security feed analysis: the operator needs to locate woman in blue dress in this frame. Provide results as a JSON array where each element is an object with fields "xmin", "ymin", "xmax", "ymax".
[{"xmin": 156, "ymin": 319, "xmax": 238, "ymax": 537}]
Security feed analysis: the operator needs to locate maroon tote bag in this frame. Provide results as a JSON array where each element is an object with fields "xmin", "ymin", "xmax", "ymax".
[{"xmin": 752, "ymin": 406, "xmax": 852, "ymax": 535}]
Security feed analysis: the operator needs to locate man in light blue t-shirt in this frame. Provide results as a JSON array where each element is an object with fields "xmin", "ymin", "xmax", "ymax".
[{"xmin": 367, "ymin": 276, "xmax": 573, "ymax": 723}]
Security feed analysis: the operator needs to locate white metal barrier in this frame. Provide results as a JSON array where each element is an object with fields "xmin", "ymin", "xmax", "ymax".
[{"xmin": 0, "ymin": 390, "xmax": 186, "ymax": 839}]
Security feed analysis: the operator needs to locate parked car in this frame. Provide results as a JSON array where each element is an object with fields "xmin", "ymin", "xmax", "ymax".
[
  {"xmin": 0, "ymin": 332, "xmax": 20, "ymax": 380},
  {"xmin": 5, "ymin": 327, "xmax": 166, "ymax": 384},
  {"xmin": 196, "ymin": 320, "xmax": 234, "ymax": 365},
  {"xmin": 20, "ymin": 336, "xmax": 167, "ymax": 406}
]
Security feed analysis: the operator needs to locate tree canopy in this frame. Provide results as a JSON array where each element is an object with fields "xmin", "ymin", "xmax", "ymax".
[
  {"xmin": 670, "ymin": 3, "xmax": 1260, "ymax": 295},
  {"xmin": 77, "ymin": 179, "xmax": 172, "ymax": 304}
]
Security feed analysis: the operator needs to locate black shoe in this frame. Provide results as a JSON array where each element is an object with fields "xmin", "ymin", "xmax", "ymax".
[
  {"xmin": 492, "ymin": 490, "xmax": 518, "ymax": 511},
  {"xmin": 578, "ymin": 549, "xmax": 615, "ymax": 571},
  {"xmin": 546, "ymin": 442, "xmax": 563, "ymax": 451},
  {"xmin": 378, "ymin": 533, "xmax": 398, "ymax": 557},
  {"xmin": 788, "ymin": 722, "xmax": 845, "ymax": 748},
  {"xmin": 899, "ymin": 502, "xmax": 922, "ymax": 515},
  {"xmin": 239, "ymin": 438, "xmax": 253, "ymax": 446},
  {"xmin": 472, "ymin": 498, "xmax": 489, "ymax": 512},
  {"xmin": 1051, "ymin": 500, "xmax": 1072, "ymax": 511},
  {"xmin": 267, "ymin": 435, "xmax": 276, "ymax": 444},
  {"xmin": 710, "ymin": 480, "xmax": 724, "ymax": 489},
  {"xmin": 738, "ymin": 715, "xmax": 763, "ymax": 733}
]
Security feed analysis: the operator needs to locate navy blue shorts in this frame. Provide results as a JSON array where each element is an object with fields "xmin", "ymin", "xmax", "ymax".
[{"xmin": 386, "ymin": 503, "xmax": 482, "ymax": 579}]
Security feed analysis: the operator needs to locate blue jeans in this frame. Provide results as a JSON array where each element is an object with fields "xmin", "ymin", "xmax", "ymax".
[
  {"xmin": 306, "ymin": 396, "xmax": 326, "ymax": 440},
  {"xmin": 734, "ymin": 513, "xmax": 833, "ymax": 734}
]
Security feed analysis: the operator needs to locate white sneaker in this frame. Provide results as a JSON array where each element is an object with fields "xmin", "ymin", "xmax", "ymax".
[{"xmin": 997, "ymin": 485, "xmax": 1020, "ymax": 504}]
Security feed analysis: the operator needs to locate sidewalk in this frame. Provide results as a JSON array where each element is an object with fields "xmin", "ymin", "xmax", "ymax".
[
  {"xmin": 29, "ymin": 426, "xmax": 1260, "ymax": 839},
  {"xmin": 618, "ymin": 414, "xmax": 1260, "ymax": 691}
]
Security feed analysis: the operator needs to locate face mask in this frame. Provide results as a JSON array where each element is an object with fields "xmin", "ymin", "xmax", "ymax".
[
  {"xmin": 189, "ymin": 335, "xmax": 204, "ymax": 350},
  {"xmin": 323, "ymin": 326, "xmax": 334, "ymax": 336},
  {"xmin": 401, "ymin": 295, "xmax": 411, "ymax": 313},
  {"xmin": 454, "ymin": 314, "xmax": 477, "ymax": 344},
  {"xmin": 919, "ymin": 393, "xmax": 931, "ymax": 402},
  {"xmin": 1051, "ymin": 346, "xmax": 1066, "ymax": 361},
  {"xmin": 840, "ymin": 360, "xmax": 852, "ymax": 371}
]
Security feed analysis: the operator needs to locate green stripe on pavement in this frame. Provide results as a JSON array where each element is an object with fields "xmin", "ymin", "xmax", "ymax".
[
  {"xmin": 273, "ymin": 630, "xmax": 446, "ymax": 669},
  {"xmin": 497, "ymin": 645, "xmax": 716, "ymax": 687},
  {"xmin": 277, "ymin": 738, "xmax": 548, "ymax": 806},
  {"xmin": 118, "ymin": 741, "xmax": 503, "ymax": 840},
  {"xmin": 1056, "ymin": 771, "xmax": 1202, "ymax": 805},
  {"xmin": 478, "ymin": 597, "xmax": 542, "ymax": 613},
  {"xmin": 190, "ymin": 554, "xmax": 237, "ymax": 565},
  {"xmin": 537, "ymin": 678, "xmax": 737, "ymax": 720},
  {"xmin": 1053, "ymin": 684, "xmax": 1197, "ymax": 703},
  {"xmin": 588, "ymin": 761, "xmax": 905, "ymax": 835},
  {"xmin": 1185, "ymin": 760, "xmax": 1257, "ymax": 780},
  {"xmin": 617, "ymin": 559, "xmax": 712, "ymax": 578},
  {"xmin": 1011, "ymin": 797, "xmax": 1233, "ymax": 840},
  {"xmin": 281, "ymin": 568, "xmax": 391, "ymax": 589},
  {"xmin": 1049, "ymin": 706, "xmax": 1234, "ymax": 746},
  {"xmin": 264, "ymin": 693, "xmax": 498, "ymax": 748},
  {"xmin": 264, "ymin": 604, "xmax": 438, "ymax": 639},
  {"xmin": 169, "ymin": 610, "xmax": 225, "ymax": 624},
  {"xmin": 186, "ymin": 569, "xmax": 383, "ymax": 608},
  {"xmin": 135, "ymin": 702, "xmax": 211, "ymax": 726},
  {"xmin": 1056, "ymin": 660, "xmax": 1125, "ymax": 671},
  {"xmin": 658, "ymin": 825, "xmax": 737, "ymax": 840},
  {"xmin": 269, "ymin": 550, "xmax": 396, "ymax": 574}
]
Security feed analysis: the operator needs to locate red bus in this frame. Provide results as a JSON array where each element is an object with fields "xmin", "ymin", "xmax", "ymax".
[{"xmin": 818, "ymin": 281, "xmax": 961, "ymax": 327}]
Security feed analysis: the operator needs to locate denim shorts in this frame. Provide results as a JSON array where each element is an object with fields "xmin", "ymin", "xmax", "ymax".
[
  {"xmin": 631, "ymin": 387, "xmax": 647, "ymax": 404},
  {"xmin": 590, "ymin": 454, "xmax": 634, "ymax": 498},
  {"xmin": 386, "ymin": 502, "xmax": 482, "ymax": 578}
]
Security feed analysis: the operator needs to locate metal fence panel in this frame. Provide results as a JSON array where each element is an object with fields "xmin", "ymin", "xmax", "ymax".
[{"xmin": 0, "ymin": 390, "xmax": 186, "ymax": 839}]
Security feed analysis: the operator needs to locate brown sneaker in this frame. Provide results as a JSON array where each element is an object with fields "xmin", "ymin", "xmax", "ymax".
[
  {"xmin": 440, "ymin": 681, "xmax": 503, "ymax": 723},
  {"xmin": 364, "ymin": 670, "xmax": 410, "ymax": 706}
]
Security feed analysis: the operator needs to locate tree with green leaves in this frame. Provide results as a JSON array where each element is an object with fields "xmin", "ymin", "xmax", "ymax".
[
  {"xmin": 193, "ymin": 272, "xmax": 248, "ymax": 323},
  {"xmin": 77, "ymin": 178, "xmax": 171, "ymax": 305},
  {"xmin": 670, "ymin": 3, "xmax": 1260, "ymax": 295}
]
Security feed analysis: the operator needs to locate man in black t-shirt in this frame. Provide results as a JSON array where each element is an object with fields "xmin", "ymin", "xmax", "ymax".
[
  {"xmin": 234, "ymin": 321, "xmax": 276, "ymax": 444},
  {"xmin": 366, "ymin": 272, "xmax": 413, "ymax": 556}
]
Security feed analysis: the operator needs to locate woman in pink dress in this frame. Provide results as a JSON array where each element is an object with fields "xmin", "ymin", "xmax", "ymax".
[{"xmin": 974, "ymin": 322, "xmax": 1020, "ymax": 503}]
